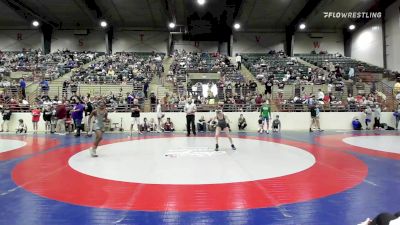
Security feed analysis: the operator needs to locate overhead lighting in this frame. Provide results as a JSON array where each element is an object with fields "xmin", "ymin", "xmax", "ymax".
[
  {"xmin": 299, "ymin": 23, "xmax": 306, "ymax": 30},
  {"xmin": 32, "ymin": 20, "xmax": 40, "ymax": 27},
  {"xmin": 233, "ymin": 23, "xmax": 241, "ymax": 30},
  {"xmin": 169, "ymin": 22, "xmax": 176, "ymax": 29},
  {"xmin": 349, "ymin": 24, "xmax": 356, "ymax": 30},
  {"xmin": 100, "ymin": 21, "xmax": 107, "ymax": 28},
  {"xmin": 197, "ymin": 0, "xmax": 206, "ymax": 5}
]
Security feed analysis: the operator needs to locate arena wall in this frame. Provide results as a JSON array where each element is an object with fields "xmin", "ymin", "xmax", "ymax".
[
  {"xmin": 232, "ymin": 32, "xmax": 285, "ymax": 55},
  {"xmin": 51, "ymin": 30, "xmax": 106, "ymax": 53},
  {"xmin": 0, "ymin": 29, "xmax": 42, "ymax": 51},
  {"xmin": 113, "ymin": 31, "xmax": 169, "ymax": 53},
  {"xmin": 173, "ymin": 40, "xmax": 219, "ymax": 53},
  {"xmin": 385, "ymin": 0, "xmax": 400, "ymax": 72},
  {"xmin": 351, "ymin": 20, "xmax": 384, "ymax": 67},
  {"xmin": 4, "ymin": 112, "xmax": 397, "ymax": 132},
  {"xmin": 293, "ymin": 32, "xmax": 344, "ymax": 55}
]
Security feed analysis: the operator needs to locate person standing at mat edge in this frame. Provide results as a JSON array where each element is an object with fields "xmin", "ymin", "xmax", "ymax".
[
  {"xmin": 214, "ymin": 110, "xmax": 236, "ymax": 151},
  {"xmin": 184, "ymin": 99, "xmax": 197, "ymax": 136},
  {"xmin": 260, "ymin": 100, "xmax": 271, "ymax": 134},
  {"xmin": 88, "ymin": 101, "xmax": 108, "ymax": 157},
  {"xmin": 309, "ymin": 104, "xmax": 323, "ymax": 132}
]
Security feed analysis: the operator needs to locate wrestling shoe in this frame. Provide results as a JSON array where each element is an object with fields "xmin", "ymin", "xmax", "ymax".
[{"xmin": 90, "ymin": 148, "xmax": 98, "ymax": 157}]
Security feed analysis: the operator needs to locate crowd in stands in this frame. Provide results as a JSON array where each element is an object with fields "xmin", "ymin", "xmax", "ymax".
[
  {"xmin": 0, "ymin": 49, "xmax": 101, "ymax": 104},
  {"xmin": 70, "ymin": 52, "xmax": 163, "ymax": 86},
  {"xmin": 164, "ymin": 50, "xmax": 259, "ymax": 112}
]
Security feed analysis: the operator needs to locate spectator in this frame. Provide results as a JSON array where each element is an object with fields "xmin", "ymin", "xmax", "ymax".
[
  {"xmin": 71, "ymin": 98, "xmax": 85, "ymax": 137},
  {"xmin": 235, "ymin": 53, "xmax": 242, "ymax": 70},
  {"xmin": 55, "ymin": 101, "xmax": 66, "ymax": 135},
  {"xmin": 43, "ymin": 105, "xmax": 52, "ymax": 134},
  {"xmin": 156, "ymin": 100, "xmax": 164, "ymax": 132},
  {"xmin": 352, "ymin": 117, "xmax": 362, "ymax": 130},
  {"xmin": 364, "ymin": 105, "xmax": 373, "ymax": 130},
  {"xmin": 31, "ymin": 106, "xmax": 41, "ymax": 134},
  {"xmin": 65, "ymin": 103, "xmax": 73, "ymax": 133},
  {"xmin": 309, "ymin": 104, "xmax": 322, "ymax": 132},
  {"xmin": 238, "ymin": 114, "xmax": 247, "ymax": 130},
  {"xmin": 1, "ymin": 105, "xmax": 12, "ymax": 132},
  {"xmin": 39, "ymin": 79, "xmax": 49, "ymax": 96},
  {"xmin": 70, "ymin": 81, "xmax": 78, "ymax": 96},
  {"xmin": 277, "ymin": 81, "xmax": 285, "ymax": 99},
  {"xmin": 207, "ymin": 117, "xmax": 217, "ymax": 132},
  {"xmin": 49, "ymin": 105, "xmax": 57, "ymax": 133},
  {"xmin": 264, "ymin": 79, "xmax": 273, "ymax": 99},
  {"xmin": 374, "ymin": 104, "xmax": 381, "ymax": 129},
  {"xmin": 141, "ymin": 117, "xmax": 149, "ymax": 132},
  {"xmin": 149, "ymin": 118, "xmax": 157, "ymax": 132},
  {"xmin": 16, "ymin": 119, "xmax": 27, "ymax": 134},
  {"xmin": 249, "ymin": 80, "xmax": 257, "ymax": 92},
  {"xmin": 257, "ymin": 115, "xmax": 263, "ymax": 133},
  {"xmin": 143, "ymin": 81, "xmax": 149, "ymax": 98},
  {"xmin": 272, "ymin": 115, "xmax": 281, "ymax": 132},
  {"xmin": 348, "ymin": 67, "xmax": 355, "ymax": 79},
  {"xmin": 19, "ymin": 78, "xmax": 26, "ymax": 99},
  {"xmin": 197, "ymin": 116, "xmax": 206, "ymax": 132},
  {"xmin": 163, "ymin": 118, "xmax": 175, "ymax": 132},
  {"xmin": 394, "ymin": 104, "xmax": 400, "ymax": 130},
  {"xmin": 130, "ymin": 99, "xmax": 142, "ymax": 135},
  {"xmin": 317, "ymin": 89, "xmax": 325, "ymax": 101}
]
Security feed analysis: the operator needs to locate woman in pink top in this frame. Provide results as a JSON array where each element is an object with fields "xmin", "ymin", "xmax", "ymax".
[{"xmin": 31, "ymin": 106, "xmax": 41, "ymax": 134}]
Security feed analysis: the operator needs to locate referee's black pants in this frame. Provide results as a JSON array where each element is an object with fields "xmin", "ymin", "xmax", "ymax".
[{"xmin": 186, "ymin": 115, "xmax": 196, "ymax": 135}]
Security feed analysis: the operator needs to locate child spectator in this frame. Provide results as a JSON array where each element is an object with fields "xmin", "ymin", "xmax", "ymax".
[
  {"xmin": 163, "ymin": 118, "xmax": 175, "ymax": 132},
  {"xmin": 197, "ymin": 116, "xmax": 206, "ymax": 132},
  {"xmin": 149, "ymin": 118, "xmax": 157, "ymax": 132},
  {"xmin": 238, "ymin": 114, "xmax": 247, "ymax": 130},
  {"xmin": 141, "ymin": 117, "xmax": 149, "ymax": 132},
  {"xmin": 352, "ymin": 117, "xmax": 362, "ymax": 130},
  {"xmin": 272, "ymin": 115, "xmax": 281, "ymax": 132},
  {"xmin": 16, "ymin": 119, "xmax": 27, "ymax": 134},
  {"xmin": 31, "ymin": 106, "xmax": 41, "ymax": 134}
]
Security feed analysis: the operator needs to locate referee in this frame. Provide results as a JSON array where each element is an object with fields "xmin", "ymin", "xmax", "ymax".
[{"xmin": 184, "ymin": 99, "xmax": 197, "ymax": 136}]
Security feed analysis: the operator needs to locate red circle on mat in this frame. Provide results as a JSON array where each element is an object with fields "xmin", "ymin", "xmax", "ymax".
[
  {"xmin": 314, "ymin": 134, "xmax": 400, "ymax": 160},
  {"xmin": 12, "ymin": 135, "xmax": 367, "ymax": 211},
  {"xmin": 0, "ymin": 136, "xmax": 60, "ymax": 160}
]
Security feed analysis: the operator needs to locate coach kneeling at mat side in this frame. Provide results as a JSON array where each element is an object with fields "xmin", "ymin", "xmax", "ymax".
[{"xmin": 184, "ymin": 99, "xmax": 197, "ymax": 136}]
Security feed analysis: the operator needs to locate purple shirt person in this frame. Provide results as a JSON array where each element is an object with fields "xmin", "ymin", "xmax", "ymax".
[{"xmin": 72, "ymin": 102, "xmax": 85, "ymax": 136}]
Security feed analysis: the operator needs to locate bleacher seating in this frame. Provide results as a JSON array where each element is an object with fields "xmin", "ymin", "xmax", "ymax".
[
  {"xmin": 296, "ymin": 53, "xmax": 385, "ymax": 74},
  {"xmin": 243, "ymin": 53, "xmax": 309, "ymax": 82}
]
